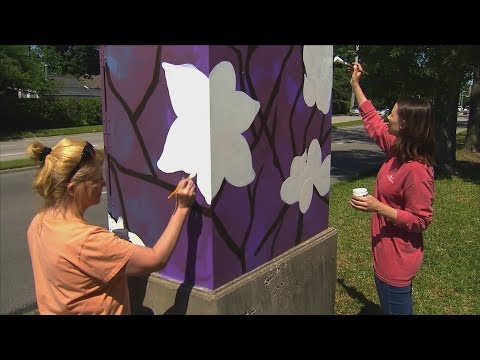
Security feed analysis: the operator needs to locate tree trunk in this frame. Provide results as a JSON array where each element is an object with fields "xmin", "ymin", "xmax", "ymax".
[
  {"xmin": 434, "ymin": 75, "xmax": 462, "ymax": 175},
  {"xmin": 465, "ymin": 74, "xmax": 480, "ymax": 152}
]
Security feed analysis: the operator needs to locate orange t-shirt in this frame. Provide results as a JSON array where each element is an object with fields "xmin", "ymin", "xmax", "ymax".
[{"xmin": 27, "ymin": 211, "xmax": 136, "ymax": 315}]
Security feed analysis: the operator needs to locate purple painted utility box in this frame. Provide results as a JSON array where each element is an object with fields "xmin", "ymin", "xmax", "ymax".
[{"xmin": 101, "ymin": 45, "xmax": 333, "ymax": 291}]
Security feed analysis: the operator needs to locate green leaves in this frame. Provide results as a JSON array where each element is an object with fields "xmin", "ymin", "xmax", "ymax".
[
  {"xmin": 0, "ymin": 45, "xmax": 53, "ymax": 94},
  {"xmin": 37, "ymin": 45, "xmax": 99, "ymax": 78}
]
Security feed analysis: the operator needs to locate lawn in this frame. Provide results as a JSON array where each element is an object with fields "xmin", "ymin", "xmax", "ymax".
[{"xmin": 330, "ymin": 133, "xmax": 480, "ymax": 314}]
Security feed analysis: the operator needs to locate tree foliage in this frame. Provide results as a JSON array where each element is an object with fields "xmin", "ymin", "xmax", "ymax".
[
  {"xmin": 36, "ymin": 45, "xmax": 100, "ymax": 78},
  {"xmin": 332, "ymin": 45, "xmax": 356, "ymax": 114},
  {"xmin": 352, "ymin": 45, "xmax": 479, "ymax": 173},
  {"xmin": 2, "ymin": 44, "xmax": 479, "ymax": 167},
  {"xmin": 0, "ymin": 45, "xmax": 54, "ymax": 94}
]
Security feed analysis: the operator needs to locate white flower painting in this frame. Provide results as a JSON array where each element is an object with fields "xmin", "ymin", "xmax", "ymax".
[
  {"xmin": 280, "ymin": 139, "xmax": 331, "ymax": 214},
  {"xmin": 302, "ymin": 45, "xmax": 333, "ymax": 114},
  {"xmin": 108, "ymin": 214, "xmax": 145, "ymax": 247},
  {"xmin": 157, "ymin": 61, "xmax": 260, "ymax": 205}
]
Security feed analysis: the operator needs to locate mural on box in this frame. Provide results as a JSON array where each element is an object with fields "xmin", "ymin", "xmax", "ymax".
[{"xmin": 102, "ymin": 45, "xmax": 333, "ymax": 290}]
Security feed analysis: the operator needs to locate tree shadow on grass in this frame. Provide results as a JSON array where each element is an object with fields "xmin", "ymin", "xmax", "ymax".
[
  {"xmin": 337, "ymin": 278, "xmax": 383, "ymax": 315},
  {"xmin": 436, "ymin": 133, "xmax": 480, "ymax": 185},
  {"xmin": 435, "ymin": 160, "xmax": 480, "ymax": 185}
]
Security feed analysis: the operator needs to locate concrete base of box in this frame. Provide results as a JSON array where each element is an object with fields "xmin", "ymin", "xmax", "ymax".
[{"xmin": 129, "ymin": 226, "xmax": 337, "ymax": 315}]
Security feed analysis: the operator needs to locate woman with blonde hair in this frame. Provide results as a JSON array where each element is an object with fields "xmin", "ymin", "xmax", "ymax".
[{"xmin": 26, "ymin": 138, "xmax": 195, "ymax": 315}]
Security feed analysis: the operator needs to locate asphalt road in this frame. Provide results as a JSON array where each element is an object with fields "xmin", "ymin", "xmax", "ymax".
[
  {"xmin": 0, "ymin": 169, "xmax": 107, "ymax": 314},
  {"xmin": 0, "ymin": 132, "xmax": 105, "ymax": 162}
]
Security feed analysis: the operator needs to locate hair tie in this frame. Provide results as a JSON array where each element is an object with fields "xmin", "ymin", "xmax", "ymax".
[{"xmin": 39, "ymin": 146, "xmax": 52, "ymax": 162}]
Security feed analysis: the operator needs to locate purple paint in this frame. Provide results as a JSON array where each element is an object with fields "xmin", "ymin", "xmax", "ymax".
[{"xmin": 101, "ymin": 45, "xmax": 331, "ymax": 290}]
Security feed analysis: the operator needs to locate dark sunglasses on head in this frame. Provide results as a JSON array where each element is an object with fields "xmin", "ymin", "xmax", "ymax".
[{"xmin": 66, "ymin": 141, "xmax": 96, "ymax": 183}]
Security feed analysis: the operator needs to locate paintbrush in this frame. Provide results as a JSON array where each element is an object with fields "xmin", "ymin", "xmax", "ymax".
[
  {"xmin": 167, "ymin": 172, "xmax": 197, "ymax": 199},
  {"xmin": 334, "ymin": 56, "xmax": 369, "ymax": 75}
]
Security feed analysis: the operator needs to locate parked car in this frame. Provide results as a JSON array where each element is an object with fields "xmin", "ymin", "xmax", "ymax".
[
  {"xmin": 377, "ymin": 108, "xmax": 389, "ymax": 117},
  {"xmin": 458, "ymin": 106, "xmax": 464, "ymax": 113},
  {"xmin": 349, "ymin": 107, "xmax": 360, "ymax": 116},
  {"xmin": 463, "ymin": 106, "xmax": 469, "ymax": 115}
]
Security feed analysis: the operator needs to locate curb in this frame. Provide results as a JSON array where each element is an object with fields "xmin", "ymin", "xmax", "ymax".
[{"xmin": 0, "ymin": 166, "xmax": 38, "ymax": 174}]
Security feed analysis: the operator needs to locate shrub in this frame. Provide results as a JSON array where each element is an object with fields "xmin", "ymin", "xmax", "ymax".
[{"xmin": 0, "ymin": 96, "xmax": 102, "ymax": 133}]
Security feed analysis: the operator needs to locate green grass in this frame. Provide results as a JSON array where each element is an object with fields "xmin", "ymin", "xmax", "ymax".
[
  {"xmin": 331, "ymin": 132, "xmax": 480, "ymax": 315},
  {"xmin": 0, "ymin": 125, "xmax": 103, "ymax": 141},
  {"xmin": 22, "ymin": 308, "xmax": 40, "ymax": 315},
  {"xmin": 0, "ymin": 158, "xmax": 36, "ymax": 171}
]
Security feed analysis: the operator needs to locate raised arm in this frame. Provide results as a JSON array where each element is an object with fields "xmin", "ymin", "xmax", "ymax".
[{"xmin": 350, "ymin": 62, "xmax": 396, "ymax": 154}]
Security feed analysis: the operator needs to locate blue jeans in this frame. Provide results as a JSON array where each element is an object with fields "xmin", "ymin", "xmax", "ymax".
[{"xmin": 374, "ymin": 275, "xmax": 413, "ymax": 315}]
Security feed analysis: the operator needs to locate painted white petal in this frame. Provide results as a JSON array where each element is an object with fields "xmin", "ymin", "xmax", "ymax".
[
  {"xmin": 305, "ymin": 45, "xmax": 332, "ymax": 77},
  {"xmin": 302, "ymin": 46, "xmax": 314, "ymax": 78},
  {"xmin": 303, "ymin": 75, "xmax": 316, "ymax": 108},
  {"xmin": 128, "ymin": 232, "xmax": 146, "ymax": 247},
  {"xmin": 280, "ymin": 176, "xmax": 300, "ymax": 204},
  {"xmin": 222, "ymin": 136, "xmax": 255, "ymax": 187},
  {"xmin": 299, "ymin": 163, "xmax": 312, "ymax": 190},
  {"xmin": 315, "ymin": 77, "xmax": 332, "ymax": 114},
  {"xmin": 213, "ymin": 91, "xmax": 259, "ymax": 134},
  {"xmin": 197, "ymin": 171, "xmax": 213, "ymax": 205},
  {"xmin": 108, "ymin": 214, "xmax": 124, "ymax": 231},
  {"xmin": 157, "ymin": 117, "xmax": 198, "ymax": 173},
  {"xmin": 209, "ymin": 61, "xmax": 236, "ymax": 96},
  {"xmin": 290, "ymin": 151, "xmax": 307, "ymax": 177},
  {"xmin": 162, "ymin": 62, "xmax": 209, "ymax": 119},
  {"xmin": 299, "ymin": 178, "xmax": 314, "ymax": 214},
  {"xmin": 307, "ymin": 138, "xmax": 322, "ymax": 168},
  {"xmin": 210, "ymin": 168, "xmax": 224, "ymax": 206},
  {"xmin": 313, "ymin": 154, "xmax": 331, "ymax": 196}
]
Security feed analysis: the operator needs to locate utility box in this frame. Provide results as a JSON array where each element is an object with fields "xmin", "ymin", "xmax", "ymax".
[{"xmin": 100, "ymin": 45, "xmax": 337, "ymax": 314}]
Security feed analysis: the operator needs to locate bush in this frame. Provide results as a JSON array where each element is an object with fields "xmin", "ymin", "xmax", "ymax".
[
  {"xmin": 0, "ymin": 96, "xmax": 101, "ymax": 133},
  {"xmin": 332, "ymin": 99, "xmax": 351, "ymax": 115}
]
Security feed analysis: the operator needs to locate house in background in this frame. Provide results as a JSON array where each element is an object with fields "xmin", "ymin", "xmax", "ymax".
[
  {"xmin": 46, "ymin": 74, "xmax": 101, "ymax": 98},
  {"xmin": 4, "ymin": 74, "xmax": 101, "ymax": 99},
  {"xmin": 4, "ymin": 87, "xmax": 39, "ymax": 98}
]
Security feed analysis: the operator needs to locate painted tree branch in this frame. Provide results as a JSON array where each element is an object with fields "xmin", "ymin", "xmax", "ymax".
[
  {"xmin": 289, "ymin": 81, "xmax": 304, "ymax": 155},
  {"xmin": 241, "ymin": 165, "xmax": 264, "ymax": 251},
  {"xmin": 131, "ymin": 46, "xmax": 162, "ymax": 125},
  {"xmin": 319, "ymin": 113, "xmax": 327, "ymax": 145},
  {"xmin": 302, "ymin": 107, "xmax": 317, "ymax": 151},
  {"xmin": 269, "ymin": 215, "xmax": 285, "ymax": 258},
  {"xmin": 294, "ymin": 212, "xmax": 304, "ymax": 246},
  {"xmin": 320, "ymin": 127, "xmax": 331, "ymax": 148},
  {"xmin": 109, "ymin": 155, "xmax": 212, "ymax": 218},
  {"xmin": 105, "ymin": 46, "xmax": 161, "ymax": 177},
  {"xmin": 225, "ymin": 45, "xmax": 257, "ymax": 138},
  {"xmin": 254, "ymin": 204, "xmax": 289, "ymax": 256},
  {"xmin": 109, "ymin": 157, "xmax": 131, "ymax": 230},
  {"xmin": 248, "ymin": 46, "xmax": 295, "ymax": 154},
  {"xmin": 212, "ymin": 212, "xmax": 245, "ymax": 272}
]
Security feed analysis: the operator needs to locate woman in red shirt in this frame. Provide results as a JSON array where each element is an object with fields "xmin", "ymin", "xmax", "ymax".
[{"xmin": 349, "ymin": 62, "xmax": 435, "ymax": 315}]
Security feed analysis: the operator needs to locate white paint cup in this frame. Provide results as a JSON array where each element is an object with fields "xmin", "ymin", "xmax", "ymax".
[{"xmin": 352, "ymin": 187, "xmax": 368, "ymax": 197}]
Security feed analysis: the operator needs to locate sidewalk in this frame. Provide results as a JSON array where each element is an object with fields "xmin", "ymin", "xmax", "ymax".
[{"xmin": 331, "ymin": 115, "xmax": 362, "ymax": 124}]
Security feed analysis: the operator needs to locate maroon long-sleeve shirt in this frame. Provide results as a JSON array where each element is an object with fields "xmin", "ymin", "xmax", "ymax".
[{"xmin": 359, "ymin": 101, "xmax": 434, "ymax": 287}]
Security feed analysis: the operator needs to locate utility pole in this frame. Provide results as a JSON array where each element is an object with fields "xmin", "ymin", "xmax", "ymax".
[{"xmin": 350, "ymin": 45, "xmax": 359, "ymax": 110}]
